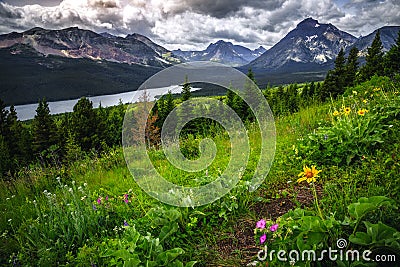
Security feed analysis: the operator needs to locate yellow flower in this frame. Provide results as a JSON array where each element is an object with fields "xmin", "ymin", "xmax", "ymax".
[
  {"xmin": 343, "ymin": 107, "xmax": 351, "ymax": 115},
  {"xmin": 363, "ymin": 99, "xmax": 368, "ymax": 104},
  {"xmin": 333, "ymin": 110, "xmax": 340, "ymax": 116},
  {"xmin": 357, "ymin": 109, "xmax": 368, "ymax": 116},
  {"xmin": 373, "ymin": 87, "xmax": 381, "ymax": 92},
  {"xmin": 297, "ymin": 165, "xmax": 321, "ymax": 184}
]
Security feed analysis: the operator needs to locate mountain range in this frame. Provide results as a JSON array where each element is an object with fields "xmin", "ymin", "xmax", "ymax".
[
  {"xmin": 0, "ymin": 18, "xmax": 399, "ymax": 105},
  {"xmin": 173, "ymin": 41, "xmax": 266, "ymax": 66}
]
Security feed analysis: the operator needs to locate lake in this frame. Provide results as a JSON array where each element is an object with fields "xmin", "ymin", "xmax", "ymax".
[{"xmin": 8, "ymin": 85, "xmax": 200, "ymax": 121}]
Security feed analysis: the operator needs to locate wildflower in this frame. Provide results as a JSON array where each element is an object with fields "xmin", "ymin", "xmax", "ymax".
[
  {"xmin": 352, "ymin": 91, "xmax": 358, "ymax": 95},
  {"xmin": 97, "ymin": 197, "xmax": 101, "ymax": 205},
  {"xmin": 373, "ymin": 87, "xmax": 381, "ymax": 92},
  {"xmin": 270, "ymin": 224, "xmax": 279, "ymax": 232},
  {"xmin": 363, "ymin": 99, "xmax": 368, "ymax": 104},
  {"xmin": 357, "ymin": 109, "xmax": 368, "ymax": 116},
  {"xmin": 343, "ymin": 107, "xmax": 351, "ymax": 116},
  {"xmin": 297, "ymin": 165, "xmax": 321, "ymax": 184},
  {"xmin": 260, "ymin": 234, "xmax": 267, "ymax": 244},
  {"xmin": 123, "ymin": 220, "xmax": 129, "ymax": 226},
  {"xmin": 324, "ymin": 134, "xmax": 328, "ymax": 140},
  {"xmin": 92, "ymin": 204, "xmax": 97, "ymax": 210},
  {"xmin": 81, "ymin": 196, "xmax": 86, "ymax": 201},
  {"xmin": 333, "ymin": 110, "xmax": 340, "ymax": 116},
  {"xmin": 124, "ymin": 194, "xmax": 129, "ymax": 204},
  {"xmin": 105, "ymin": 196, "xmax": 109, "ymax": 201},
  {"xmin": 256, "ymin": 219, "xmax": 266, "ymax": 229}
]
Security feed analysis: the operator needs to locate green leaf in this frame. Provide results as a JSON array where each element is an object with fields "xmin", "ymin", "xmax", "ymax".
[
  {"xmin": 348, "ymin": 196, "xmax": 395, "ymax": 220},
  {"xmin": 185, "ymin": 261, "xmax": 197, "ymax": 267},
  {"xmin": 123, "ymin": 256, "xmax": 141, "ymax": 267},
  {"xmin": 156, "ymin": 248, "xmax": 184, "ymax": 265},
  {"xmin": 349, "ymin": 232, "xmax": 372, "ymax": 246},
  {"xmin": 159, "ymin": 222, "xmax": 179, "ymax": 243}
]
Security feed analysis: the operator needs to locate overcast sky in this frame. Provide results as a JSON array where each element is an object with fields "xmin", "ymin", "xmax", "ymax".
[{"xmin": 0, "ymin": 0, "xmax": 399, "ymax": 50}]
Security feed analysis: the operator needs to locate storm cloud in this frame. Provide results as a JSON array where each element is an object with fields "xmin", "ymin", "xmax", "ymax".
[{"xmin": 0, "ymin": 0, "xmax": 399, "ymax": 50}]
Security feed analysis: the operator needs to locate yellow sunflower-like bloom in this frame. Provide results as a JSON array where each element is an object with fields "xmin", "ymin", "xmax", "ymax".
[
  {"xmin": 333, "ymin": 110, "xmax": 340, "ymax": 116},
  {"xmin": 297, "ymin": 165, "xmax": 321, "ymax": 184},
  {"xmin": 343, "ymin": 107, "xmax": 351, "ymax": 115},
  {"xmin": 357, "ymin": 109, "xmax": 368, "ymax": 116}
]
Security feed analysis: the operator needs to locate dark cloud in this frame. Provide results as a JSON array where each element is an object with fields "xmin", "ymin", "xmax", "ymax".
[
  {"xmin": 0, "ymin": 2, "xmax": 22, "ymax": 18},
  {"xmin": 3, "ymin": 0, "xmax": 61, "ymax": 7},
  {"xmin": 88, "ymin": 0, "xmax": 118, "ymax": 9},
  {"xmin": 166, "ymin": 0, "xmax": 285, "ymax": 18},
  {"xmin": 0, "ymin": 0, "xmax": 398, "ymax": 51}
]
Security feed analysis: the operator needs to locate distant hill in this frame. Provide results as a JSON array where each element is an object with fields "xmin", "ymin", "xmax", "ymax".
[
  {"xmin": 0, "ymin": 43, "xmax": 161, "ymax": 105},
  {"xmin": 0, "ymin": 27, "xmax": 181, "ymax": 67},
  {"xmin": 173, "ymin": 40, "xmax": 266, "ymax": 66}
]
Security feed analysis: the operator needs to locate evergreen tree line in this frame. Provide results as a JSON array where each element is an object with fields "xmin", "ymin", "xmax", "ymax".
[
  {"xmin": 321, "ymin": 30, "xmax": 400, "ymax": 101},
  {"xmin": 0, "ymin": 97, "xmax": 126, "ymax": 179}
]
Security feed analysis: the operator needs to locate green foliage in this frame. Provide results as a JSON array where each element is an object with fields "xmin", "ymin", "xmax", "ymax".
[
  {"xmin": 296, "ymin": 80, "xmax": 399, "ymax": 166},
  {"xmin": 71, "ymin": 97, "xmax": 100, "ymax": 152},
  {"xmin": 254, "ymin": 196, "xmax": 398, "ymax": 266},
  {"xmin": 321, "ymin": 48, "xmax": 358, "ymax": 100},
  {"xmin": 384, "ymin": 30, "xmax": 400, "ymax": 78},
  {"xmin": 181, "ymin": 76, "xmax": 192, "ymax": 102},
  {"xmin": 100, "ymin": 212, "xmax": 196, "ymax": 267},
  {"xmin": 32, "ymin": 99, "xmax": 60, "ymax": 163},
  {"xmin": 359, "ymin": 30, "xmax": 384, "ymax": 82}
]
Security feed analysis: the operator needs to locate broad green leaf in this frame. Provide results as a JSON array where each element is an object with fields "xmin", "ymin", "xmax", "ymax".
[
  {"xmin": 156, "ymin": 248, "xmax": 184, "ymax": 265},
  {"xmin": 159, "ymin": 222, "xmax": 179, "ymax": 243},
  {"xmin": 123, "ymin": 256, "xmax": 141, "ymax": 267},
  {"xmin": 349, "ymin": 232, "xmax": 372, "ymax": 246}
]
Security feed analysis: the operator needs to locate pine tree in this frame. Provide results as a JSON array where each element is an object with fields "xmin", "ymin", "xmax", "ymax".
[
  {"xmin": 70, "ymin": 97, "xmax": 99, "ymax": 152},
  {"xmin": 309, "ymin": 81, "xmax": 316, "ymax": 97},
  {"xmin": 243, "ymin": 69, "xmax": 258, "ymax": 121},
  {"xmin": 225, "ymin": 85, "xmax": 235, "ymax": 108},
  {"xmin": 164, "ymin": 91, "xmax": 175, "ymax": 118},
  {"xmin": 247, "ymin": 68, "xmax": 256, "ymax": 84},
  {"xmin": 359, "ymin": 30, "xmax": 384, "ymax": 82},
  {"xmin": 345, "ymin": 47, "xmax": 359, "ymax": 87},
  {"xmin": 384, "ymin": 30, "xmax": 400, "ymax": 77},
  {"xmin": 32, "ymin": 99, "xmax": 58, "ymax": 155},
  {"xmin": 0, "ymin": 99, "xmax": 9, "ymax": 138},
  {"xmin": 181, "ymin": 75, "xmax": 192, "ymax": 101},
  {"xmin": 302, "ymin": 84, "xmax": 310, "ymax": 98},
  {"xmin": 321, "ymin": 48, "xmax": 346, "ymax": 100}
]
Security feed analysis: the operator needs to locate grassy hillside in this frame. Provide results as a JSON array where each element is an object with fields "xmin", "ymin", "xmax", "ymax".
[{"xmin": 0, "ymin": 77, "xmax": 399, "ymax": 266}]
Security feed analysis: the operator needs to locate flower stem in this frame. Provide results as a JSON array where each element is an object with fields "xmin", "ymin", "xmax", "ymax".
[{"xmin": 312, "ymin": 182, "xmax": 323, "ymax": 220}]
